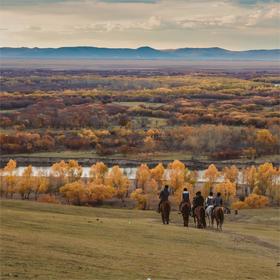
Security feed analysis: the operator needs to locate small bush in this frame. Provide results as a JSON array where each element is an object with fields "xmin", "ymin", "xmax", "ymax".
[
  {"xmin": 244, "ymin": 193, "xmax": 269, "ymax": 208},
  {"xmin": 37, "ymin": 194, "xmax": 59, "ymax": 204},
  {"xmin": 231, "ymin": 200, "xmax": 248, "ymax": 210}
]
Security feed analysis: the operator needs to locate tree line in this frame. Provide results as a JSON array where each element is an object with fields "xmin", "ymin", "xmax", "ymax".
[{"xmin": 1, "ymin": 160, "xmax": 279, "ymax": 209}]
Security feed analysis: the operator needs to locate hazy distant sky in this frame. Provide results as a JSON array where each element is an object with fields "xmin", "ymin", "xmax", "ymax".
[{"xmin": 0, "ymin": 0, "xmax": 279, "ymax": 50}]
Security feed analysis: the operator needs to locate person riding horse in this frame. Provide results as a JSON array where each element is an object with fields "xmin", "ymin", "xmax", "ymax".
[
  {"xmin": 179, "ymin": 187, "xmax": 190, "ymax": 212},
  {"xmin": 213, "ymin": 192, "xmax": 223, "ymax": 211},
  {"xmin": 192, "ymin": 191, "xmax": 204, "ymax": 216},
  {"xmin": 158, "ymin": 185, "xmax": 170, "ymax": 213},
  {"xmin": 205, "ymin": 191, "xmax": 214, "ymax": 209}
]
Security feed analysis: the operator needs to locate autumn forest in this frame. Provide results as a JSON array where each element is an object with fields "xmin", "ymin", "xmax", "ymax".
[{"xmin": 0, "ymin": 69, "xmax": 279, "ymax": 163}]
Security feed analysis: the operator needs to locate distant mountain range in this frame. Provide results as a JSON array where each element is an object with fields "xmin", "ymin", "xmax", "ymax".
[{"xmin": 1, "ymin": 46, "xmax": 279, "ymax": 61}]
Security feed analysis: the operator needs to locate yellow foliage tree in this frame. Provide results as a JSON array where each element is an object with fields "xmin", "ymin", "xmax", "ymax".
[
  {"xmin": 215, "ymin": 180, "xmax": 236, "ymax": 204},
  {"xmin": 223, "ymin": 165, "xmax": 239, "ymax": 183},
  {"xmin": 60, "ymin": 180, "xmax": 86, "ymax": 205},
  {"xmin": 150, "ymin": 163, "xmax": 165, "ymax": 189},
  {"xmin": 136, "ymin": 164, "xmax": 151, "ymax": 190},
  {"xmin": 2, "ymin": 159, "xmax": 17, "ymax": 198},
  {"xmin": 18, "ymin": 165, "xmax": 33, "ymax": 199},
  {"xmin": 203, "ymin": 164, "xmax": 219, "ymax": 197},
  {"xmin": 33, "ymin": 170, "xmax": 49, "ymax": 200},
  {"xmin": 106, "ymin": 165, "xmax": 130, "ymax": 202},
  {"xmin": 90, "ymin": 162, "xmax": 108, "ymax": 184},
  {"xmin": 67, "ymin": 160, "xmax": 83, "ymax": 183},
  {"xmin": 255, "ymin": 163, "xmax": 278, "ymax": 199},
  {"xmin": 168, "ymin": 160, "xmax": 186, "ymax": 192},
  {"xmin": 86, "ymin": 182, "xmax": 115, "ymax": 204},
  {"xmin": 130, "ymin": 188, "xmax": 147, "ymax": 210}
]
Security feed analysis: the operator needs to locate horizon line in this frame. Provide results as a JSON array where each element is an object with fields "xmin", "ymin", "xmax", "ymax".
[{"xmin": 1, "ymin": 45, "xmax": 280, "ymax": 52}]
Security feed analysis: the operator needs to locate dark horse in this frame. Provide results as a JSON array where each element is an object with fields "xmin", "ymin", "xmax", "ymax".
[
  {"xmin": 160, "ymin": 201, "xmax": 171, "ymax": 224},
  {"xmin": 194, "ymin": 206, "xmax": 206, "ymax": 228},
  {"xmin": 181, "ymin": 202, "xmax": 191, "ymax": 227},
  {"xmin": 212, "ymin": 207, "xmax": 224, "ymax": 230}
]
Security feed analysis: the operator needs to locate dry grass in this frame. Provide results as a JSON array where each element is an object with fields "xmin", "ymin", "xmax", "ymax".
[{"xmin": 1, "ymin": 200, "xmax": 279, "ymax": 280}]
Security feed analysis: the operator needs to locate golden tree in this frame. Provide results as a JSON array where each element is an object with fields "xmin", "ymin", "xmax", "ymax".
[
  {"xmin": 106, "ymin": 165, "xmax": 130, "ymax": 202},
  {"xmin": 51, "ymin": 160, "xmax": 68, "ymax": 187},
  {"xmin": 18, "ymin": 165, "xmax": 33, "ymax": 199},
  {"xmin": 130, "ymin": 188, "xmax": 147, "ymax": 210},
  {"xmin": 255, "ymin": 163, "xmax": 278, "ymax": 200},
  {"xmin": 223, "ymin": 165, "xmax": 239, "ymax": 183},
  {"xmin": 242, "ymin": 166, "xmax": 257, "ymax": 193},
  {"xmin": 90, "ymin": 162, "xmax": 108, "ymax": 184},
  {"xmin": 203, "ymin": 164, "xmax": 219, "ymax": 197},
  {"xmin": 150, "ymin": 163, "xmax": 165, "ymax": 189},
  {"xmin": 33, "ymin": 170, "xmax": 49, "ymax": 200},
  {"xmin": 87, "ymin": 182, "xmax": 115, "ymax": 204},
  {"xmin": 168, "ymin": 160, "xmax": 186, "ymax": 192},
  {"xmin": 215, "ymin": 180, "xmax": 236, "ymax": 204},
  {"xmin": 135, "ymin": 164, "xmax": 151, "ymax": 190},
  {"xmin": 67, "ymin": 160, "xmax": 83, "ymax": 183},
  {"xmin": 60, "ymin": 180, "xmax": 86, "ymax": 205},
  {"xmin": 2, "ymin": 159, "xmax": 17, "ymax": 198}
]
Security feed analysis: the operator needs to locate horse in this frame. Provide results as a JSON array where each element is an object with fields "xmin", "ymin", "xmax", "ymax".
[
  {"xmin": 160, "ymin": 201, "xmax": 171, "ymax": 224},
  {"xmin": 180, "ymin": 202, "xmax": 191, "ymax": 227},
  {"xmin": 205, "ymin": 205, "xmax": 214, "ymax": 227},
  {"xmin": 193, "ymin": 206, "xmax": 206, "ymax": 228},
  {"xmin": 212, "ymin": 207, "xmax": 224, "ymax": 231}
]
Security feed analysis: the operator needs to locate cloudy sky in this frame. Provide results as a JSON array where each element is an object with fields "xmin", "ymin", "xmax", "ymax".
[{"xmin": 0, "ymin": 0, "xmax": 279, "ymax": 50}]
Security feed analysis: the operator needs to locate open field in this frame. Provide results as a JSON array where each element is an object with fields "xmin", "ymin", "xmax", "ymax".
[{"xmin": 1, "ymin": 200, "xmax": 280, "ymax": 280}]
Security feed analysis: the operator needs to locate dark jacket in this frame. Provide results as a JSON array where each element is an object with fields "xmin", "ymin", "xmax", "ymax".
[
  {"xmin": 159, "ymin": 189, "xmax": 170, "ymax": 201},
  {"xmin": 213, "ymin": 196, "xmax": 223, "ymax": 207},
  {"xmin": 182, "ymin": 191, "xmax": 190, "ymax": 202},
  {"xmin": 193, "ymin": 195, "xmax": 204, "ymax": 208}
]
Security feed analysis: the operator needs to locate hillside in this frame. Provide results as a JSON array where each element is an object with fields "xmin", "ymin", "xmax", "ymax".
[
  {"xmin": 1, "ymin": 200, "xmax": 279, "ymax": 280},
  {"xmin": 1, "ymin": 46, "xmax": 279, "ymax": 61}
]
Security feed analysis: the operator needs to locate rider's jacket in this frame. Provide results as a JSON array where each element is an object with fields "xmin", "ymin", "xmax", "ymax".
[
  {"xmin": 182, "ymin": 191, "xmax": 190, "ymax": 202},
  {"xmin": 159, "ymin": 189, "xmax": 170, "ymax": 201},
  {"xmin": 213, "ymin": 196, "xmax": 223, "ymax": 207},
  {"xmin": 206, "ymin": 196, "xmax": 214, "ymax": 206},
  {"xmin": 193, "ymin": 195, "xmax": 204, "ymax": 208}
]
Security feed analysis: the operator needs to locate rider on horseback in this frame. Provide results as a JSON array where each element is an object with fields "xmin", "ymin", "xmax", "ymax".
[
  {"xmin": 179, "ymin": 187, "xmax": 190, "ymax": 212},
  {"xmin": 192, "ymin": 191, "xmax": 204, "ymax": 216},
  {"xmin": 212, "ymin": 192, "xmax": 223, "ymax": 213},
  {"xmin": 158, "ymin": 185, "xmax": 170, "ymax": 213},
  {"xmin": 206, "ymin": 191, "xmax": 214, "ymax": 208}
]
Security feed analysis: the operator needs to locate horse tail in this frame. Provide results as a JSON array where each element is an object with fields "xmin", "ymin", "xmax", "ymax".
[{"xmin": 200, "ymin": 207, "xmax": 206, "ymax": 228}]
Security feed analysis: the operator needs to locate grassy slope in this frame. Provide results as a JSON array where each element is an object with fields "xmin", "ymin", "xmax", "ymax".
[{"xmin": 1, "ymin": 200, "xmax": 280, "ymax": 280}]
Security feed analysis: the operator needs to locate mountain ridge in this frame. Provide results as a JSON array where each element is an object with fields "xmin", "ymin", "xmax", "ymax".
[{"xmin": 1, "ymin": 46, "xmax": 279, "ymax": 60}]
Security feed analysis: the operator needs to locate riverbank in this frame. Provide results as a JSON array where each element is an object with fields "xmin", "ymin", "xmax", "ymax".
[{"xmin": 1, "ymin": 154, "xmax": 279, "ymax": 169}]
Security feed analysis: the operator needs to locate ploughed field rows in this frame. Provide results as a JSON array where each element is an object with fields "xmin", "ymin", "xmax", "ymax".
[{"xmin": 1, "ymin": 200, "xmax": 279, "ymax": 280}]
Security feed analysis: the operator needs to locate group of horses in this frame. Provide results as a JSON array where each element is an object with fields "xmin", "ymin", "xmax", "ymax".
[{"xmin": 159, "ymin": 201, "xmax": 225, "ymax": 230}]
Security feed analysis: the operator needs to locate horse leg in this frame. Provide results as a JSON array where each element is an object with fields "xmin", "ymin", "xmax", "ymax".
[{"xmin": 161, "ymin": 212, "xmax": 165, "ymax": 224}]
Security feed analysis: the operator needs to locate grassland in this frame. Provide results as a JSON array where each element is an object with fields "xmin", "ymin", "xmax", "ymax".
[{"xmin": 1, "ymin": 200, "xmax": 279, "ymax": 280}]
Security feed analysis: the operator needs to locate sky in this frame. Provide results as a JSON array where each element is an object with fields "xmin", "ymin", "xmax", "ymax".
[{"xmin": 0, "ymin": 0, "xmax": 279, "ymax": 50}]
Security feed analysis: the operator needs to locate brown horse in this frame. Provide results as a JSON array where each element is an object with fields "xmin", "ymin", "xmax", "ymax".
[
  {"xmin": 212, "ymin": 207, "xmax": 224, "ymax": 230},
  {"xmin": 194, "ymin": 206, "xmax": 206, "ymax": 228},
  {"xmin": 160, "ymin": 201, "xmax": 171, "ymax": 224},
  {"xmin": 181, "ymin": 202, "xmax": 191, "ymax": 227}
]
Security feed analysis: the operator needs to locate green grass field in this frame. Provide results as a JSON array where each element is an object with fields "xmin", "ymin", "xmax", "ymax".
[{"xmin": 1, "ymin": 200, "xmax": 280, "ymax": 280}]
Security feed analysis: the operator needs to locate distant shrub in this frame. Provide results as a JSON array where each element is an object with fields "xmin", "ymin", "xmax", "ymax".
[
  {"xmin": 37, "ymin": 194, "xmax": 59, "ymax": 204},
  {"xmin": 244, "ymin": 194, "xmax": 269, "ymax": 208},
  {"xmin": 231, "ymin": 200, "xmax": 248, "ymax": 210}
]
